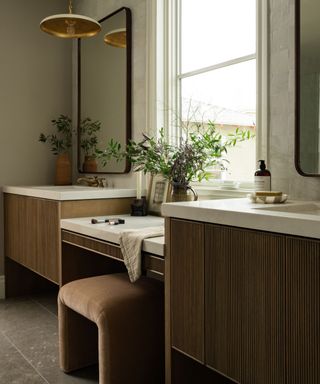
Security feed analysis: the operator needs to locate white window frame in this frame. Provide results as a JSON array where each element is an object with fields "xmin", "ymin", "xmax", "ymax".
[{"xmin": 146, "ymin": 0, "xmax": 268, "ymax": 186}]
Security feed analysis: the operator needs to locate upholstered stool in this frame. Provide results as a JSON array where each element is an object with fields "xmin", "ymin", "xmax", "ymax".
[{"xmin": 58, "ymin": 273, "xmax": 164, "ymax": 384}]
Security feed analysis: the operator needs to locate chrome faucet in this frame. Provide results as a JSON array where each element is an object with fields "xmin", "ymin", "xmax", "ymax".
[{"xmin": 76, "ymin": 176, "xmax": 107, "ymax": 188}]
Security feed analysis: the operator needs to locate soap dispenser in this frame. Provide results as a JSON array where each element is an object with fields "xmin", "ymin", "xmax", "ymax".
[{"xmin": 254, "ymin": 160, "xmax": 271, "ymax": 191}]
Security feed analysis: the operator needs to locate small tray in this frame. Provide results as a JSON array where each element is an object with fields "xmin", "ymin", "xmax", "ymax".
[{"xmin": 247, "ymin": 193, "xmax": 288, "ymax": 204}]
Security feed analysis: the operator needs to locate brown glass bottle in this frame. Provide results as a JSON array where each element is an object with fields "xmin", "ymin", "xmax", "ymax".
[{"xmin": 254, "ymin": 160, "xmax": 271, "ymax": 190}]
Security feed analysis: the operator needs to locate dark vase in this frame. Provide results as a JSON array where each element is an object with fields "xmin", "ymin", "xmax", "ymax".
[
  {"xmin": 170, "ymin": 182, "xmax": 198, "ymax": 202},
  {"xmin": 83, "ymin": 155, "xmax": 98, "ymax": 173}
]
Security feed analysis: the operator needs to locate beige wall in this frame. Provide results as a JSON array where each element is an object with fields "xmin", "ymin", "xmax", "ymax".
[{"xmin": 0, "ymin": 0, "xmax": 72, "ymax": 275}]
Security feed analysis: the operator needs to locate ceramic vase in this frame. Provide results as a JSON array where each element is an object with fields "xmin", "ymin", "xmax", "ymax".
[
  {"xmin": 170, "ymin": 182, "xmax": 198, "ymax": 202},
  {"xmin": 55, "ymin": 152, "xmax": 72, "ymax": 185}
]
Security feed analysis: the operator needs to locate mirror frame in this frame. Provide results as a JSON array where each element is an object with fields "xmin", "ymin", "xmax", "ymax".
[
  {"xmin": 295, "ymin": 0, "xmax": 320, "ymax": 177},
  {"xmin": 77, "ymin": 7, "xmax": 132, "ymax": 174}
]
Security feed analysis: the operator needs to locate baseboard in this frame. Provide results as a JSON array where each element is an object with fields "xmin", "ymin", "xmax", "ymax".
[{"xmin": 0, "ymin": 275, "xmax": 5, "ymax": 299}]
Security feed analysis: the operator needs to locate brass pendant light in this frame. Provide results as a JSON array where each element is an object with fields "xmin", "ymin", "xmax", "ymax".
[
  {"xmin": 104, "ymin": 28, "xmax": 127, "ymax": 48},
  {"xmin": 40, "ymin": 0, "xmax": 101, "ymax": 38}
]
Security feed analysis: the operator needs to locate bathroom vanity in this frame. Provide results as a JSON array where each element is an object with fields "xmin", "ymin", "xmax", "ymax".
[
  {"xmin": 162, "ymin": 199, "xmax": 320, "ymax": 384},
  {"xmin": 3, "ymin": 186, "xmax": 137, "ymax": 296},
  {"xmin": 60, "ymin": 215, "xmax": 164, "ymax": 285}
]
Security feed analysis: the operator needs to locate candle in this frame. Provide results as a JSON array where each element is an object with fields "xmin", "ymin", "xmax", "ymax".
[{"xmin": 136, "ymin": 171, "xmax": 142, "ymax": 199}]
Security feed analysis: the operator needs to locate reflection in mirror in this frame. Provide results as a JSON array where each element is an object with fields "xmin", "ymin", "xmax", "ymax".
[
  {"xmin": 296, "ymin": 0, "xmax": 320, "ymax": 175},
  {"xmin": 78, "ymin": 7, "xmax": 131, "ymax": 173}
]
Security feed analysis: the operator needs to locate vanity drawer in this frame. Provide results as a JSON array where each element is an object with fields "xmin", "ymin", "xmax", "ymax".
[
  {"xmin": 62, "ymin": 230, "xmax": 122, "ymax": 261},
  {"xmin": 61, "ymin": 230, "xmax": 164, "ymax": 277}
]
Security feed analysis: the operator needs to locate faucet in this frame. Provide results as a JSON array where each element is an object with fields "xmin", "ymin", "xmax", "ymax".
[{"xmin": 76, "ymin": 176, "xmax": 107, "ymax": 188}]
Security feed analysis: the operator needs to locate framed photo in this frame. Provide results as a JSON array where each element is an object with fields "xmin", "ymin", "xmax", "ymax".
[{"xmin": 147, "ymin": 175, "xmax": 170, "ymax": 215}]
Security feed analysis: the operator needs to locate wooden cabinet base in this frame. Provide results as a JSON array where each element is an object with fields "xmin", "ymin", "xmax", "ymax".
[
  {"xmin": 167, "ymin": 218, "xmax": 320, "ymax": 384},
  {"xmin": 5, "ymin": 257, "xmax": 58, "ymax": 298},
  {"xmin": 4, "ymin": 193, "xmax": 132, "ymax": 296},
  {"xmin": 61, "ymin": 242, "xmax": 126, "ymax": 286},
  {"xmin": 171, "ymin": 349, "xmax": 237, "ymax": 384}
]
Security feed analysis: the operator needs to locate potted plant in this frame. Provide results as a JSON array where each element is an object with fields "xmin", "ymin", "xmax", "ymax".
[
  {"xmin": 130, "ymin": 123, "xmax": 253, "ymax": 201},
  {"xmin": 80, "ymin": 117, "xmax": 101, "ymax": 172},
  {"xmin": 39, "ymin": 115, "xmax": 73, "ymax": 185},
  {"xmin": 97, "ymin": 118, "xmax": 254, "ymax": 202}
]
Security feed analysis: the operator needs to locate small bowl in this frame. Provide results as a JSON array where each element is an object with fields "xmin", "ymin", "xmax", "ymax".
[{"xmin": 247, "ymin": 193, "xmax": 288, "ymax": 204}]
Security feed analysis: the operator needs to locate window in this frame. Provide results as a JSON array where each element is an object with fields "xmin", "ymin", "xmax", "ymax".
[{"xmin": 147, "ymin": 0, "xmax": 267, "ymax": 185}]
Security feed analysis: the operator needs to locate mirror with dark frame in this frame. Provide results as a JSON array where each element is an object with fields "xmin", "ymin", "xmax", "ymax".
[
  {"xmin": 296, "ymin": 0, "xmax": 320, "ymax": 176},
  {"xmin": 78, "ymin": 7, "xmax": 131, "ymax": 174}
]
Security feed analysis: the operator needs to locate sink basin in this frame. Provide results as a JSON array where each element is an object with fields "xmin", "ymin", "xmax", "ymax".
[{"xmin": 254, "ymin": 203, "xmax": 320, "ymax": 216}]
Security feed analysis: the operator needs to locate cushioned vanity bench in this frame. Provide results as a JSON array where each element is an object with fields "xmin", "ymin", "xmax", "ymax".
[{"xmin": 58, "ymin": 273, "xmax": 164, "ymax": 384}]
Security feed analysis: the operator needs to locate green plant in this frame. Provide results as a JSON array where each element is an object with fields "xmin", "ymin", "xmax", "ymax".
[
  {"xmin": 95, "ymin": 138, "xmax": 123, "ymax": 165},
  {"xmin": 129, "ymin": 123, "xmax": 253, "ymax": 185},
  {"xmin": 80, "ymin": 117, "xmax": 101, "ymax": 157},
  {"xmin": 97, "ymin": 119, "xmax": 254, "ymax": 186},
  {"xmin": 39, "ymin": 115, "xmax": 72, "ymax": 155}
]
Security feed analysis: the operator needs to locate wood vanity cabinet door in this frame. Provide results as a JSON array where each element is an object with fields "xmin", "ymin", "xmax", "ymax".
[
  {"xmin": 286, "ymin": 237, "xmax": 320, "ymax": 384},
  {"xmin": 4, "ymin": 194, "xmax": 60, "ymax": 284},
  {"xmin": 205, "ymin": 224, "xmax": 286, "ymax": 384},
  {"xmin": 170, "ymin": 219, "xmax": 205, "ymax": 362},
  {"xmin": 4, "ymin": 194, "xmax": 38, "ymax": 271},
  {"xmin": 36, "ymin": 198, "xmax": 60, "ymax": 283}
]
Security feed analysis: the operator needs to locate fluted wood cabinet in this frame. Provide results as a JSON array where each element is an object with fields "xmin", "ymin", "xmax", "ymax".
[
  {"xmin": 4, "ymin": 194, "xmax": 60, "ymax": 283},
  {"xmin": 205, "ymin": 225, "xmax": 286, "ymax": 384},
  {"xmin": 167, "ymin": 218, "xmax": 320, "ymax": 384},
  {"xmin": 4, "ymin": 193, "xmax": 132, "ymax": 290},
  {"xmin": 286, "ymin": 237, "xmax": 320, "ymax": 384},
  {"xmin": 170, "ymin": 220, "xmax": 204, "ymax": 362}
]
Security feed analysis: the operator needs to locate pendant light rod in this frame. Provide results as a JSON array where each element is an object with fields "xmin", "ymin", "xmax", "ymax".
[{"xmin": 69, "ymin": 0, "xmax": 72, "ymax": 14}]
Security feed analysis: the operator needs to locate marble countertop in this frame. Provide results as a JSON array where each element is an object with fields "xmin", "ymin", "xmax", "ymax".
[
  {"xmin": 3, "ymin": 185, "xmax": 140, "ymax": 201},
  {"xmin": 162, "ymin": 198, "xmax": 320, "ymax": 239},
  {"xmin": 61, "ymin": 214, "xmax": 164, "ymax": 257}
]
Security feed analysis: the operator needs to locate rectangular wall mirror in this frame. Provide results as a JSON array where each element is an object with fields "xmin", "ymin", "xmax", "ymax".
[
  {"xmin": 296, "ymin": 0, "xmax": 320, "ymax": 176},
  {"xmin": 78, "ymin": 7, "xmax": 131, "ymax": 174}
]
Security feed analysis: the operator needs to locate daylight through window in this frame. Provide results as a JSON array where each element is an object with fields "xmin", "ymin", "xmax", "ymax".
[{"xmin": 178, "ymin": 0, "xmax": 257, "ymax": 182}]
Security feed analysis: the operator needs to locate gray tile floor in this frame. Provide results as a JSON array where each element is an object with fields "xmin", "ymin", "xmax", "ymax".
[{"xmin": 0, "ymin": 292, "xmax": 99, "ymax": 384}]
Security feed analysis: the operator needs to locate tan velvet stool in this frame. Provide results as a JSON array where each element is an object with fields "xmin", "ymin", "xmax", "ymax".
[{"xmin": 58, "ymin": 273, "xmax": 164, "ymax": 384}]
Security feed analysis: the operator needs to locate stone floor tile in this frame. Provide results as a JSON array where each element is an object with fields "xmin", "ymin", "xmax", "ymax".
[
  {"xmin": 29, "ymin": 291, "xmax": 59, "ymax": 317},
  {"xmin": 4, "ymin": 306, "xmax": 98, "ymax": 383},
  {"xmin": 0, "ymin": 297, "xmax": 56, "ymax": 333},
  {"xmin": 0, "ymin": 332, "xmax": 46, "ymax": 384},
  {"xmin": 1, "ymin": 294, "xmax": 99, "ymax": 383}
]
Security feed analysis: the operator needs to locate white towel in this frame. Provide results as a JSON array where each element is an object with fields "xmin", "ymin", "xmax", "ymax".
[{"xmin": 119, "ymin": 226, "xmax": 164, "ymax": 282}]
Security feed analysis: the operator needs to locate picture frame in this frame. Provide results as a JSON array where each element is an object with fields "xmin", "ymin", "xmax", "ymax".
[{"xmin": 147, "ymin": 174, "xmax": 171, "ymax": 215}]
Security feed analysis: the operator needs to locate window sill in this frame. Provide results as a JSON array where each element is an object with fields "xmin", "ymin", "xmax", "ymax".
[{"xmin": 193, "ymin": 185, "xmax": 254, "ymax": 200}]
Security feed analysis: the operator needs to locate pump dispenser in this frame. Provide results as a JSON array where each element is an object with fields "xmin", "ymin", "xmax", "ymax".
[{"xmin": 254, "ymin": 160, "xmax": 271, "ymax": 191}]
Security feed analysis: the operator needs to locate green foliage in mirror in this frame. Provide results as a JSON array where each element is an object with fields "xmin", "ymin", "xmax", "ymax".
[{"xmin": 80, "ymin": 117, "xmax": 101, "ymax": 157}]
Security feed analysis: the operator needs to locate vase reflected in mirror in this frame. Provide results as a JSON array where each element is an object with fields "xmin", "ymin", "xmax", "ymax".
[{"xmin": 83, "ymin": 155, "xmax": 98, "ymax": 173}]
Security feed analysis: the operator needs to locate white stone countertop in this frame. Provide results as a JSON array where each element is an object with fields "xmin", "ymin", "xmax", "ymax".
[
  {"xmin": 3, "ymin": 185, "xmax": 141, "ymax": 201},
  {"xmin": 162, "ymin": 198, "xmax": 320, "ymax": 240},
  {"xmin": 61, "ymin": 214, "xmax": 164, "ymax": 257}
]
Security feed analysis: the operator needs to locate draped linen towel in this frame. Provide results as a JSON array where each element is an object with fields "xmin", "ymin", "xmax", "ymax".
[{"xmin": 119, "ymin": 226, "xmax": 164, "ymax": 282}]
